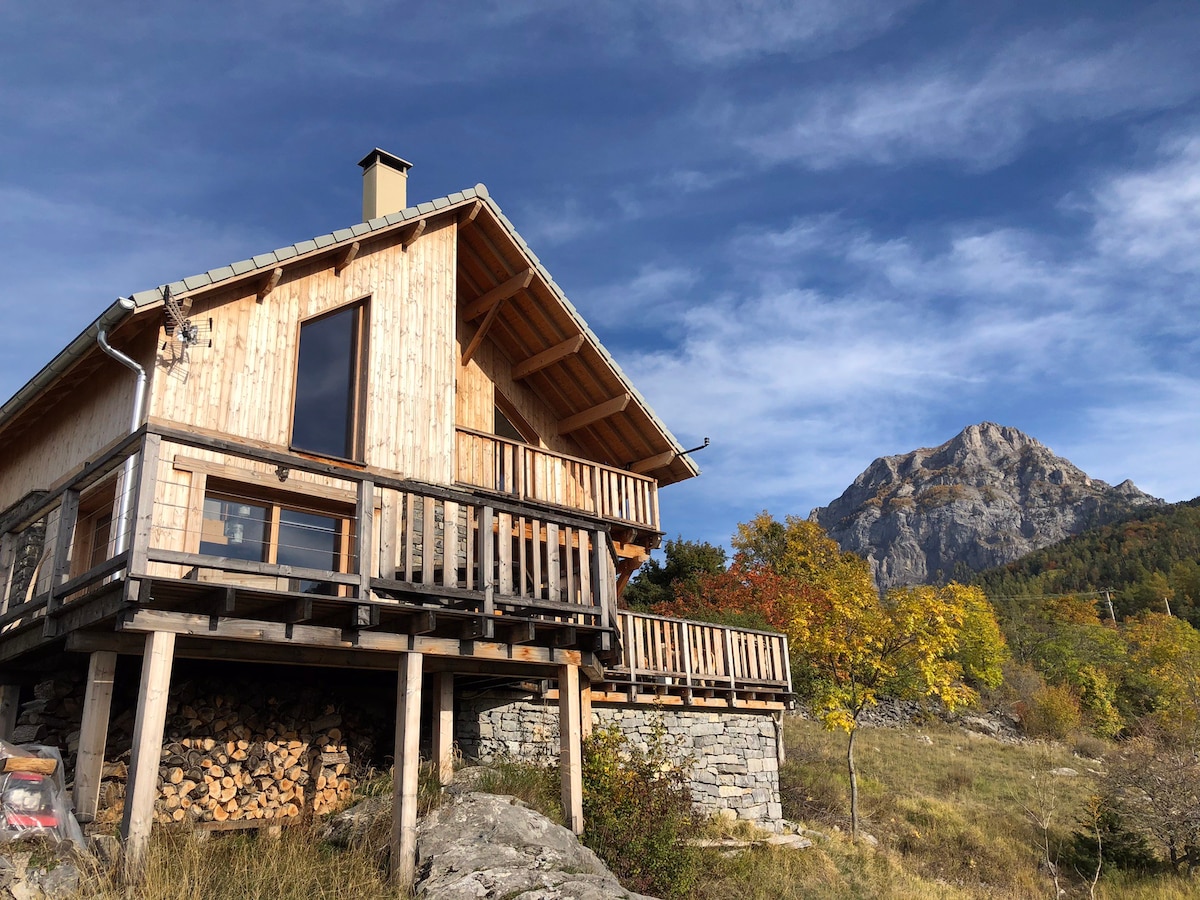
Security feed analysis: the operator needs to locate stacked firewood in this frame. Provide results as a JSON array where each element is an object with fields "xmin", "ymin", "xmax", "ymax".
[
  {"xmin": 12, "ymin": 674, "xmax": 85, "ymax": 753},
  {"xmin": 152, "ymin": 689, "xmax": 363, "ymax": 827}
]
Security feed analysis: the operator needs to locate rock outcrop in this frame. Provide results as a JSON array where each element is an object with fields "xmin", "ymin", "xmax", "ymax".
[
  {"xmin": 812, "ymin": 423, "xmax": 1162, "ymax": 589},
  {"xmin": 414, "ymin": 792, "xmax": 658, "ymax": 900}
]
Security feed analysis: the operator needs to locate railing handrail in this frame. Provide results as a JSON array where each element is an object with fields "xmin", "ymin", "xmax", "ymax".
[
  {"xmin": 455, "ymin": 426, "xmax": 658, "ymax": 492},
  {"xmin": 617, "ymin": 608, "xmax": 788, "ymax": 641}
]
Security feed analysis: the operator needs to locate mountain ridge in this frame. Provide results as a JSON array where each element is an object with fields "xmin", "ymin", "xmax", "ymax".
[{"xmin": 811, "ymin": 422, "xmax": 1163, "ymax": 589}]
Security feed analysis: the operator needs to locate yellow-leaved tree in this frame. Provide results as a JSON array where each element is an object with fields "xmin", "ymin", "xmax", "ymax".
[{"xmin": 730, "ymin": 514, "xmax": 1004, "ymax": 838}]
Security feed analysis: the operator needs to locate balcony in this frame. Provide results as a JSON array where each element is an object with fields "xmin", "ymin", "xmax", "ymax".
[
  {"xmin": 0, "ymin": 426, "xmax": 790, "ymax": 709},
  {"xmin": 455, "ymin": 427, "xmax": 661, "ymax": 534}
]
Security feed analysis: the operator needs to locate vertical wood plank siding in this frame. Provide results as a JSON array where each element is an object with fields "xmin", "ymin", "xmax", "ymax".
[{"xmin": 151, "ymin": 223, "xmax": 457, "ymax": 485}]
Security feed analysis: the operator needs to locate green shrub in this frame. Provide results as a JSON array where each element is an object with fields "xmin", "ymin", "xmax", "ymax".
[
  {"xmin": 1024, "ymin": 684, "xmax": 1083, "ymax": 740},
  {"xmin": 581, "ymin": 724, "xmax": 701, "ymax": 898}
]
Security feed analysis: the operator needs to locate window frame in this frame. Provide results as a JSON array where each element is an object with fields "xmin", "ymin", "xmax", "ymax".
[
  {"xmin": 198, "ymin": 478, "xmax": 357, "ymax": 595},
  {"xmin": 288, "ymin": 299, "xmax": 370, "ymax": 463}
]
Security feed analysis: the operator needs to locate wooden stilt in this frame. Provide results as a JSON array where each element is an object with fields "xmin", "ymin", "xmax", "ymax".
[
  {"xmin": 432, "ymin": 672, "xmax": 454, "ymax": 785},
  {"xmin": 121, "ymin": 631, "xmax": 176, "ymax": 879},
  {"xmin": 580, "ymin": 679, "xmax": 593, "ymax": 740},
  {"xmin": 74, "ymin": 651, "xmax": 117, "ymax": 822},
  {"xmin": 559, "ymin": 664, "xmax": 584, "ymax": 834},
  {"xmin": 0, "ymin": 684, "xmax": 19, "ymax": 741},
  {"xmin": 392, "ymin": 651, "xmax": 423, "ymax": 889}
]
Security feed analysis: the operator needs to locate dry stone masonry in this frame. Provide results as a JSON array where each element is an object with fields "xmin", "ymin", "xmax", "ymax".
[{"xmin": 456, "ymin": 692, "xmax": 784, "ymax": 828}]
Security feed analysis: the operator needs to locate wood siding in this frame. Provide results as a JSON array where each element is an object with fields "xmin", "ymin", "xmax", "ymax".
[
  {"xmin": 456, "ymin": 312, "xmax": 584, "ymax": 457},
  {"xmin": 150, "ymin": 223, "xmax": 457, "ymax": 485}
]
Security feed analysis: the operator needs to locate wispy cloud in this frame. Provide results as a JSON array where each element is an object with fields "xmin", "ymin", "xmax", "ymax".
[
  {"xmin": 718, "ymin": 25, "xmax": 1200, "ymax": 170},
  {"xmin": 619, "ymin": 126, "xmax": 1200, "ymax": 539}
]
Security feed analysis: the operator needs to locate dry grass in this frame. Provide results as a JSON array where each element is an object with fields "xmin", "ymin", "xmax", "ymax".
[
  {"xmin": 71, "ymin": 720, "xmax": 1196, "ymax": 899},
  {"xmin": 80, "ymin": 826, "xmax": 395, "ymax": 900}
]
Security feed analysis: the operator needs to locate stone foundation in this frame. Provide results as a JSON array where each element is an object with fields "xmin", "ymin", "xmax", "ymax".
[{"xmin": 456, "ymin": 691, "xmax": 784, "ymax": 828}]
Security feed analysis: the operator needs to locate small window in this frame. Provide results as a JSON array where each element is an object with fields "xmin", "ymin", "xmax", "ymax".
[
  {"xmin": 291, "ymin": 302, "xmax": 367, "ymax": 460},
  {"xmin": 199, "ymin": 489, "xmax": 351, "ymax": 595},
  {"xmin": 493, "ymin": 392, "xmax": 537, "ymax": 445},
  {"xmin": 494, "ymin": 406, "xmax": 526, "ymax": 443}
]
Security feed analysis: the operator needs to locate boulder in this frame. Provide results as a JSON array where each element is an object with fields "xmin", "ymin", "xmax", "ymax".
[{"xmin": 415, "ymin": 792, "xmax": 657, "ymax": 900}]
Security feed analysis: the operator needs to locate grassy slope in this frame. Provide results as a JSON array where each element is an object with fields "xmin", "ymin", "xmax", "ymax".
[{"xmin": 78, "ymin": 718, "xmax": 1196, "ymax": 899}]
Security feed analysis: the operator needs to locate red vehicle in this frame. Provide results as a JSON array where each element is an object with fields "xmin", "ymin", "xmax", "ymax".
[{"xmin": 1, "ymin": 771, "xmax": 61, "ymax": 832}]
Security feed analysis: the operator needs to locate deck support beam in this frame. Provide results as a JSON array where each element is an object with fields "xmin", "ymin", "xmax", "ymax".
[
  {"xmin": 74, "ymin": 650, "xmax": 117, "ymax": 823},
  {"xmin": 0, "ymin": 684, "xmax": 19, "ymax": 741},
  {"xmin": 121, "ymin": 631, "xmax": 176, "ymax": 878},
  {"xmin": 559, "ymin": 663, "xmax": 584, "ymax": 835},
  {"xmin": 432, "ymin": 672, "xmax": 455, "ymax": 785},
  {"xmin": 392, "ymin": 651, "xmax": 423, "ymax": 890}
]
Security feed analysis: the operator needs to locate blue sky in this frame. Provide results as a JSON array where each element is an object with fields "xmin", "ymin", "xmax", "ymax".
[{"xmin": 2, "ymin": 1, "xmax": 1199, "ymax": 553}]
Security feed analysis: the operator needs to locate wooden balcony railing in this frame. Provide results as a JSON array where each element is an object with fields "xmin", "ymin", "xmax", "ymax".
[
  {"xmin": 0, "ymin": 424, "xmax": 625, "ymax": 660},
  {"xmin": 455, "ymin": 427, "xmax": 660, "ymax": 532},
  {"xmin": 606, "ymin": 610, "xmax": 792, "ymax": 703}
]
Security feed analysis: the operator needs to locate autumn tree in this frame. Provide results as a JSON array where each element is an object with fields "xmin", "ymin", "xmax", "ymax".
[{"xmin": 669, "ymin": 513, "xmax": 998, "ymax": 838}]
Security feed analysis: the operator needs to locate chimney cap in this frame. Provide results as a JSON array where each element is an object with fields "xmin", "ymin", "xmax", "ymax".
[{"xmin": 358, "ymin": 148, "xmax": 413, "ymax": 173}]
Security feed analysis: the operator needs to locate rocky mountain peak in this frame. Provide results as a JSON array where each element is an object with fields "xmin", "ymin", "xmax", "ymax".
[{"xmin": 811, "ymin": 423, "xmax": 1162, "ymax": 590}]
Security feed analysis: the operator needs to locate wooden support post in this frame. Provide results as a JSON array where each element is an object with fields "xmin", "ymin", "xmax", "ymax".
[
  {"xmin": 0, "ymin": 684, "xmax": 19, "ymax": 742},
  {"xmin": 559, "ymin": 664, "xmax": 584, "ymax": 835},
  {"xmin": 432, "ymin": 672, "xmax": 454, "ymax": 785},
  {"xmin": 74, "ymin": 651, "xmax": 117, "ymax": 823},
  {"xmin": 121, "ymin": 631, "xmax": 176, "ymax": 878},
  {"xmin": 580, "ymin": 679, "xmax": 593, "ymax": 741},
  {"xmin": 392, "ymin": 651, "xmax": 423, "ymax": 890}
]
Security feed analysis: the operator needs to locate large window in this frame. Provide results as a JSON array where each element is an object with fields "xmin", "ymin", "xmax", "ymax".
[
  {"xmin": 291, "ymin": 302, "xmax": 367, "ymax": 460},
  {"xmin": 198, "ymin": 488, "xmax": 352, "ymax": 595}
]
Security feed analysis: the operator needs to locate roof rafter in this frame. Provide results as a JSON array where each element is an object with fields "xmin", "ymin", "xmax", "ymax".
[
  {"xmin": 512, "ymin": 335, "xmax": 585, "ymax": 380},
  {"xmin": 558, "ymin": 394, "xmax": 631, "ymax": 435},
  {"xmin": 462, "ymin": 268, "xmax": 533, "ymax": 321}
]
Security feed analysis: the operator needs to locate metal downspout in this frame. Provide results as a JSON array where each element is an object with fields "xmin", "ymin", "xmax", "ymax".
[{"xmin": 97, "ymin": 298, "xmax": 144, "ymax": 556}]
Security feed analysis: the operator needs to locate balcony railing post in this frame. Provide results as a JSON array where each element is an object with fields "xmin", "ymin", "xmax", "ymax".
[
  {"xmin": 680, "ymin": 621, "xmax": 694, "ymax": 703},
  {"xmin": 127, "ymin": 433, "xmax": 162, "ymax": 581},
  {"xmin": 42, "ymin": 489, "xmax": 81, "ymax": 634},
  {"xmin": 356, "ymin": 479, "xmax": 374, "ymax": 602},
  {"xmin": 723, "ymin": 626, "xmax": 737, "ymax": 703},
  {"xmin": 480, "ymin": 505, "xmax": 495, "ymax": 621}
]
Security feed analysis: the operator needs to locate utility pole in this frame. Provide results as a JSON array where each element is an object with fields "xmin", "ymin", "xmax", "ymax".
[{"xmin": 1102, "ymin": 590, "xmax": 1116, "ymax": 624}]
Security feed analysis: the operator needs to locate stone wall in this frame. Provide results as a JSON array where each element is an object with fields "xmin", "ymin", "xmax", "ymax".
[{"xmin": 456, "ymin": 691, "xmax": 784, "ymax": 829}]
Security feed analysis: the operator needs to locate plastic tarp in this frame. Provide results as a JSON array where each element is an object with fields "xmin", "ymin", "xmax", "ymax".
[{"xmin": 0, "ymin": 740, "xmax": 85, "ymax": 847}]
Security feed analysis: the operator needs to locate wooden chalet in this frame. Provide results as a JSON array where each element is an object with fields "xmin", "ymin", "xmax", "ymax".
[{"xmin": 0, "ymin": 150, "xmax": 791, "ymax": 882}]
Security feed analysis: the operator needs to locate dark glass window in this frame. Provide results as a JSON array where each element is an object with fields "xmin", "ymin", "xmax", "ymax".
[
  {"xmin": 494, "ymin": 405, "xmax": 526, "ymax": 443},
  {"xmin": 277, "ymin": 508, "xmax": 340, "ymax": 595},
  {"xmin": 200, "ymin": 497, "xmax": 269, "ymax": 562},
  {"xmin": 292, "ymin": 304, "xmax": 364, "ymax": 459}
]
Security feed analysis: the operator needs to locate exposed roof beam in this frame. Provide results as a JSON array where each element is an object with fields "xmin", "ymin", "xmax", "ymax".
[
  {"xmin": 629, "ymin": 450, "xmax": 676, "ymax": 475},
  {"xmin": 401, "ymin": 219, "xmax": 426, "ymax": 250},
  {"xmin": 458, "ymin": 200, "xmax": 482, "ymax": 227},
  {"xmin": 334, "ymin": 241, "xmax": 360, "ymax": 274},
  {"xmin": 257, "ymin": 267, "xmax": 283, "ymax": 303},
  {"xmin": 463, "ymin": 268, "xmax": 533, "ymax": 320},
  {"xmin": 512, "ymin": 334, "xmax": 585, "ymax": 380},
  {"xmin": 557, "ymin": 393, "xmax": 630, "ymax": 435},
  {"xmin": 461, "ymin": 295, "xmax": 506, "ymax": 367}
]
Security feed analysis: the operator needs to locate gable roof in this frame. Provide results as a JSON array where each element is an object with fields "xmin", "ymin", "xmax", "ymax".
[{"xmin": 0, "ymin": 185, "xmax": 700, "ymax": 487}]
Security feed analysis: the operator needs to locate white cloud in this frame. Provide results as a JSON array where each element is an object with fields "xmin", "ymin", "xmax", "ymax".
[
  {"xmin": 621, "ymin": 127, "xmax": 1200, "ymax": 531},
  {"xmin": 1091, "ymin": 133, "xmax": 1200, "ymax": 275},
  {"xmin": 723, "ymin": 27, "xmax": 1200, "ymax": 170},
  {"xmin": 649, "ymin": 0, "xmax": 921, "ymax": 64}
]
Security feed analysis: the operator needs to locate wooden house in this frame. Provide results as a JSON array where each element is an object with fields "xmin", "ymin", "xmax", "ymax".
[{"xmin": 0, "ymin": 151, "xmax": 791, "ymax": 882}]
